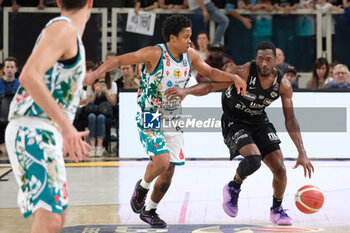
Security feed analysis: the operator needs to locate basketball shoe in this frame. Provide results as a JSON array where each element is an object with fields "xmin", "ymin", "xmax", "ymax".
[
  {"xmin": 130, "ymin": 179, "xmax": 149, "ymax": 213},
  {"xmin": 270, "ymin": 206, "xmax": 293, "ymax": 225},
  {"xmin": 140, "ymin": 207, "xmax": 167, "ymax": 228},
  {"xmin": 222, "ymin": 183, "xmax": 241, "ymax": 217}
]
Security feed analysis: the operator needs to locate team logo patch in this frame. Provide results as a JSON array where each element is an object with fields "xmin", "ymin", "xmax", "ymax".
[
  {"xmin": 143, "ymin": 111, "xmax": 161, "ymax": 129},
  {"xmin": 167, "ymin": 80, "xmax": 173, "ymax": 87},
  {"xmin": 270, "ymin": 91, "xmax": 278, "ymax": 98},
  {"xmin": 174, "ymin": 69, "xmax": 181, "ymax": 78}
]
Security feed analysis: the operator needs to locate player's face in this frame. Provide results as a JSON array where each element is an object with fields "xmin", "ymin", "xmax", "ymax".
[
  {"xmin": 176, "ymin": 27, "xmax": 192, "ymax": 53},
  {"xmin": 256, "ymin": 49, "xmax": 276, "ymax": 77}
]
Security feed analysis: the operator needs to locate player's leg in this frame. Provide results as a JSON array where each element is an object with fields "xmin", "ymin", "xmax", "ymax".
[
  {"xmin": 222, "ymin": 122, "xmax": 262, "ymax": 217},
  {"xmin": 263, "ymin": 149, "xmax": 292, "ymax": 225},
  {"xmin": 254, "ymin": 122, "xmax": 291, "ymax": 225},
  {"xmin": 131, "ymin": 129, "xmax": 170, "ymax": 214},
  {"xmin": 31, "ymin": 209, "xmax": 63, "ymax": 233}
]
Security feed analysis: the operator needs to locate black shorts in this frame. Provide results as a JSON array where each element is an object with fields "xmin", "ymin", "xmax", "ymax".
[{"xmin": 222, "ymin": 120, "xmax": 281, "ymax": 160}]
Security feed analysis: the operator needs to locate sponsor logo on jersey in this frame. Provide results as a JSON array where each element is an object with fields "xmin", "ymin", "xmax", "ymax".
[
  {"xmin": 174, "ymin": 69, "xmax": 181, "ymax": 78},
  {"xmin": 249, "ymin": 102, "xmax": 265, "ymax": 109},
  {"xmin": 167, "ymin": 80, "xmax": 173, "ymax": 87},
  {"xmin": 273, "ymin": 83, "xmax": 279, "ymax": 91},
  {"xmin": 270, "ymin": 91, "xmax": 278, "ymax": 98},
  {"xmin": 183, "ymin": 59, "xmax": 188, "ymax": 67},
  {"xmin": 244, "ymin": 92, "xmax": 256, "ymax": 101},
  {"xmin": 268, "ymin": 132, "xmax": 279, "ymax": 141},
  {"xmin": 263, "ymin": 98, "xmax": 273, "ymax": 105}
]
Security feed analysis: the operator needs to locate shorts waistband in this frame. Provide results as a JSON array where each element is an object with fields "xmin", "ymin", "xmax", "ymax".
[{"xmin": 9, "ymin": 117, "xmax": 59, "ymax": 133}]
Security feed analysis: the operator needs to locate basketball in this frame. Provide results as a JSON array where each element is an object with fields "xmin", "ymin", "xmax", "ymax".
[{"xmin": 295, "ymin": 185, "xmax": 324, "ymax": 214}]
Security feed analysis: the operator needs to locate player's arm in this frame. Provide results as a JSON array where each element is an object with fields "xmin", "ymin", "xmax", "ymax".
[
  {"xmin": 164, "ymin": 78, "xmax": 233, "ymax": 101},
  {"xmin": 85, "ymin": 46, "xmax": 161, "ymax": 86},
  {"xmin": 280, "ymin": 77, "xmax": 314, "ymax": 178},
  {"xmin": 19, "ymin": 21, "xmax": 90, "ymax": 162},
  {"xmin": 189, "ymin": 48, "xmax": 247, "ymax": 96}
]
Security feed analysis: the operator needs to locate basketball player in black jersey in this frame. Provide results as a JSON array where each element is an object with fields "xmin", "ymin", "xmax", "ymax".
[{"xmin": 165, "ymin": 41, "xmax": 314, "ymax": 225}]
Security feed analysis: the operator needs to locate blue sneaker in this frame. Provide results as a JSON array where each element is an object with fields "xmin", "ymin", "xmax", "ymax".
[
  {"xmin": 270, "ymin": 206, "xmax": 293, "ymax": 225},
  {"xmin": 140, "ymin": 207, "xmax": 167, "ymax": 228},
  {"xmin": 222, "ymin": 183, "xmax": 241, "ymax": 217},
  {"xmin": 130, "ymin": 179, "xmax": 149, "ymax": 213}
]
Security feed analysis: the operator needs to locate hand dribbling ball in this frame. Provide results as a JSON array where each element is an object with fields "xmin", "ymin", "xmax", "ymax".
[{"xmin": 295, "ymin": 185, "xmax": 324, "ymax": 214}]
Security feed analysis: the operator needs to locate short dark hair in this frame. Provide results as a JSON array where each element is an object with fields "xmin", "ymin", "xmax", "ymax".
[
  {"xmin": 162, "ymin": 15, "xmax": 192, "ymax": 42},
  {"xmin": 59, "ymin": 0, "xmax": 88, "ymax": 10},
  {"xmin": 256, "ymin": 41, "xmax": 276, "ymax": 57},
  {"xmin": 4, "ymin": 57, "xmax": 17, "ymax": 67}
]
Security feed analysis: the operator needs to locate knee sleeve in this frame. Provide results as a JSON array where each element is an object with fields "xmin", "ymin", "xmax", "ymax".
[{"xmin": 237, "ymin": 155, "xmax": 262, "ymax": 179}]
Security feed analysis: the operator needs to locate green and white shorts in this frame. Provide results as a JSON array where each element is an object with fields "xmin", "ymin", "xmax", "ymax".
[
  {"xmin": 5, "ymin": 117, "xmax": 68, "ymax": 217},
  {"xmin": 138, "ymin": 128, "xmax": 185, "ymax": 166}
]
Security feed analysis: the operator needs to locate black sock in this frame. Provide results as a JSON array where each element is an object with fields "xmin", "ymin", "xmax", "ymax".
[
  {"xmin": 229, "ymin": 177, "xmax": 241, "ymax": 189},
  {"xmin": 272, "ymin": 196, "xmax": 282, "ymax": 209}
]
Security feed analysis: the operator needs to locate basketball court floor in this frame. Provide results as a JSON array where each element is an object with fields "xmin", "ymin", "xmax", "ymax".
[{"xmin": 1, "ymin": 156, "xmax": 350, "ymax": 233}]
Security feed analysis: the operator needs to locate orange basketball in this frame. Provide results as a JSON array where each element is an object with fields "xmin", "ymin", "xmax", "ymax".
[{"xmin": 295, "ymin": 185, "xmax": 324, "ymax": 214}]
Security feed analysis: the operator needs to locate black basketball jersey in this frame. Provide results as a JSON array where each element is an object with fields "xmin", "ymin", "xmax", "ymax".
[{"xmin": 222, "ymin": 61, "xmax": 284, "ymax": 124}]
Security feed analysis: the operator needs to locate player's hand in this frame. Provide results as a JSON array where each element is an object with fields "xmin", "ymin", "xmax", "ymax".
[
  {"xmin": 232, "ymin": 74, "xmax": 246, "ymax": 96},
  {"xmin": 293, "ymin": 153, "xmax": 314, "ymax": 179},
  {"xmin": 241, "ymin": 17, "xmax": 252, "ymax": 29},
  {"xmin": 37, "ymin": 2, "xmax": 45, "ymax": 9},
  {"xmin": 164, "ymin": 88, "xmax": 188, "ymax": 102},
  {"xmin": 62, "ymin": 124, "xmax": 91, "ymax": 162},
  {"xmin": 12, "ymin": 3, "xmax": 20, "ymax": 12}
]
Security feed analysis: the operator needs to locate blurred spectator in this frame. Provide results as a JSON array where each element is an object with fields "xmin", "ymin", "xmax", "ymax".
[
  {"xmin": 250, "ymin": 0, "xmax": 274, "ymax": 50},
  {"xmin": 194, "ymin": 31, "xmax": 210, "ymax": 61},
  {"xmin": 0, "ymin": 57, "xmax": 20, "ymax": 152},
  {"xmin": 325, "ymin": 64, "xmax": 350, "ymax": 89},
  {"xmin": 0, "ymin": 57, "xmax": 19, "ymax": 95},
  {"xmin": 196, "ymin": 44, "xmax": 235, "ymax": 81},
  {"xmin": 326, "ymin": 61, "xmax": 338, "ymax": 83},
  {"xmin": 133, "ymin": 0, "xmax": 159, "ymax": 49},
  {"xmin": 117, "ymin": 65, "xmax": 139, "ymax": 89},
  {"xmin": 276, "ymin": 48, "xmax": 291, "ymax": 73},
  {"xmin": 1, "ymin": 0, "xmax": 47, "ymax": 12},
  {"xmin": 225, "ymin": 0, "xmax": 252, "ymax": 29},
  {"xmin": 307, "ymin": 57, "xmax": 329, "ymax": 89},
  {"xmin": 315, "ymin": 0, "xmax": 342, "ymax": 51},
  {"xmin": 284, "ymin": 65, "xmax": 299, "ymax": 89},
  {"xmin": 86, "ymin": 71, "xmax": 117, "ymax": 156},
  {"xmin": 187, "ymin": 0, "xmax": 229, "ymax": 46},
  {"xmin": 192, "ymin": 32, "xmax": 210, "ymax": 78},
  {"xmin": 134, "ymin": 0, "xmax": 159, "ymax": 14},
  {"xmin": 273, "ymin": 0, "xmax": 299, "ymax": 13},
  {"xmin": 158, "ymin": 0, "xmax": 188, "ymax": 9}
]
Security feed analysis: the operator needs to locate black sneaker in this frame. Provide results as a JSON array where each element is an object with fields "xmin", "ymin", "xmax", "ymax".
[
  {"xmin": 139, "ymin": 207, "xmax": 167, "ymax": 228},
  {"xmin": 130, "ymin": 179, "xmax": 149, "ymax": 213}
]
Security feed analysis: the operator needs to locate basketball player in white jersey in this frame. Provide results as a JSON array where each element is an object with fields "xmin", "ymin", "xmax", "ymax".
[
  {"xmin": 5, "ymin": 1, "xmax": 93, "ymax": 232},
  {"xmin": 90, "ymin": 15, "xmax": 246, "ymax": 228}
]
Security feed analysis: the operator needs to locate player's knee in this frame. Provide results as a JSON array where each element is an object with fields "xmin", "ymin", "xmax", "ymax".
[
  {"xmin": 272, "ymin": 163, "xmax": 286, "ymax": 178},
  {"xmin": 237, "ymin": 155, "xmax": 262, "ymax": 179},
  {"xmin": 46, "ymin": 215, "xmax": 63, "ymax": 233}
]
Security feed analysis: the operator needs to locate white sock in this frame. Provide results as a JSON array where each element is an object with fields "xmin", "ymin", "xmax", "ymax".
[
  {"xmin": 145, "ymin": 199, "xmax": 158, "ymax": 211},
  {"xmin": 140, "ymin": 179, "xmax": 151, "ymax": 190}
]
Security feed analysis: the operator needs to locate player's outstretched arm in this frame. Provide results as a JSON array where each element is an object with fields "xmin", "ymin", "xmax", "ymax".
[
  {"xmin": 19, "ymin": 21, "xmax": 91, "ymax": 162},
  {"xmin": 85, "ymin": 46, "xmax": 162, "ymax": 86},
  {"xmin": 164, "ymin": 78, "xmax": 233, "ymax": 101},
  {"xmin": 188, "ymin": 48, "xmax": 247, "ymax": 96},
  {"xmin": 280, "ymin": 77, "xmax": 314, "ymax": 178}
]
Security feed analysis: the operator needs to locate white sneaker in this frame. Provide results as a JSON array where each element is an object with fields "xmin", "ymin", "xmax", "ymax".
[
  {"xmin": 95, "ymin": 146, "xmax": 104, "ymax": 157},
  {"xmin": 90, "ymin": 146, "xmax": 96, "ymax": 156}
]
